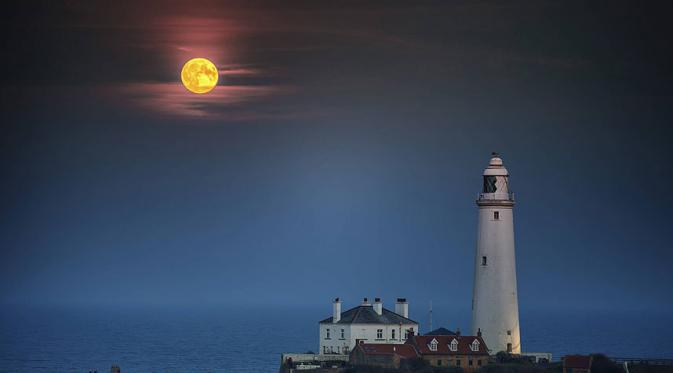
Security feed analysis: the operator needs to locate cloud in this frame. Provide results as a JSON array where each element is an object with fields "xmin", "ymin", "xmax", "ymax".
[
  {"xmin": 218, "ymin": 67, "xmax": 264, "ymax": 76},
  {"xmin": 109, "ymin": 82, "xmax": 290, "ymax": 120}
]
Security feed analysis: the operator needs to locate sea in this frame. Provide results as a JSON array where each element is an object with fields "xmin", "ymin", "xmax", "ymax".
[{"xmin": 1, "ymin": 305, "xmax": 672, "ymax": 372}]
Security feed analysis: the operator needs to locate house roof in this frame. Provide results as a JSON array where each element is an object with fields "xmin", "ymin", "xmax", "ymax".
[
  {"xmin": 407, "ymin": 335, "xmax": 490, "ymax": 356},
  {"xmin": 356, "ymin": 343, "xmax": 419, "ymax": 359},
  {"xmin": 320, "ymin": 305, "xmax": 418, "ymax": 325},
  {"xmin": 564, "ymin": 355, "xmax": 592, "ymax": 369},
  {"xmin": 425, "ymin": 327, "xmax": 456, "ymax": 336}
]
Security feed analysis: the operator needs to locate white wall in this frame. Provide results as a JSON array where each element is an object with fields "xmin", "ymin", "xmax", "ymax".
[
  {"xmin": 471, "ymin": 203, "xmax": 521, "ymax": 354},
  {"xmin": 319, "ymin": 322, "xmax": 418, "ymax": 355},
  {"xmin": 319, "ymin": 324, "xmax": 350, "ymax": 355}
]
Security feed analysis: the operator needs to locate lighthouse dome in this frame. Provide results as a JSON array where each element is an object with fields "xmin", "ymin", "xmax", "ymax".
[{"xmin": 483, "ymin": 152, "xmax": 509, "ymax": 176}]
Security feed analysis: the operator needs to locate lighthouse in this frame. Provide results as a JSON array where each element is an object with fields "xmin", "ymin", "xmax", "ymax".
[{"xmin": 471, "ymin": 153, "xmax": 521, "ymax": 354}]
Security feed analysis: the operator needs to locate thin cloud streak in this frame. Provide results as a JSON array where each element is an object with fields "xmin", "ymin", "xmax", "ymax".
[
  {"xmin": 110, "ymin": 82, "xmax": 289, "ymax": 119},
  {"xmin": 218, "ymin": 67, "xmax": 265, "ymax": 76}
]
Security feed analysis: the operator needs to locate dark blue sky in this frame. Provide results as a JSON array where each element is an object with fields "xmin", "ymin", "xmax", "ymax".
[{"xmin": 2, "ymin": 1, "xmax": 672, "ymax": 316}]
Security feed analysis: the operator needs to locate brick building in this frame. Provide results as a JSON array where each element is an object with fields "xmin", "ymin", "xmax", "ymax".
[
  {"xmin": 406, "ymin": 331, "xmax": 490, "ymax": 372},
  {"xmin": 350, "ymin": 343, "xmax": 419, "ymax": 369},
  {"xmin": 349, "ymin": 329, "xmax": 491, "ymax": 372}
]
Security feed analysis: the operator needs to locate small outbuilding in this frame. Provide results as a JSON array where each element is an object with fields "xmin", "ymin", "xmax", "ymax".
[{"xmin": 349, "ymin": 343, "xmax": 419, "ymax": 369}]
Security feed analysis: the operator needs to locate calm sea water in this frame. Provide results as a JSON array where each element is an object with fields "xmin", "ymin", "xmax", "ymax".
[{"xmin": 1, "ymin": 305, "xmax": 672, "ymax": 372}]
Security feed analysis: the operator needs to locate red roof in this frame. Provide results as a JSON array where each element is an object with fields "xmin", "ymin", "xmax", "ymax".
[
  {"xmin": 408, "ymin": 335, "xmax": 490, "ymax": 356},
  {"xmin": 357, "ymin": 343, "xmax": 419, "ymax": 359},
  {"xmin": 564, "ymin": 355, "xmax": 592, "ymax": 369}
]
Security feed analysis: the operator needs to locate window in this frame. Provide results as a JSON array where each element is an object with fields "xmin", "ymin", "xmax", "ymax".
[
  {"xmin": 456, "ymin": 359, "xmax": 461, "ymax": 366},
  {"xmin": 507, "ymin": 330, "xmax": 511, "ymax": 336},
  {"xmin": 469, "ymin": 360, "xmax": 473, "ymax": 366},
  {"xmin": 450, "ymin": 338, "xmax": 458, "ymax": 352},
  {"xmin": 326, "ymin": 329, "xmax": 330, "ymax": 339},
  {"xmin": 494, "ymin": 211, "xmax": 500, "ymax": 220},
  {"xmin": 391, "ymin": 329, "xmax": 396, "ymax": 340},
  {"xmin": 484, "ymin": 176, "xmax": 498, "ymax": 193},
  {"xmin": 341, "ymin": 329, "xmax": 345, "ymax": 339},
  {"xmin": 478, "ymin": 360, "xmax": 482, "ymax": 366},
  {"xmin": 377, "ymin": 329, "xmax": 383, "ymax": 339},
  {"xmin": 437, "ymin": 360, "xmax": 443, "ymax": 366},
  {"xmin": 429, "ymin": 338, "xmax": 438, "ymax": 351},
  {"xmin": 482, "ymin": 256, "xmax": 487, "ymax": 266},
  {"xmin": 471, "ymin": 339, "xmax": 480, "ymax": 352},
  {"xmin": 507, "ymin": 343, "xmax": 513, "ymax": 353}
]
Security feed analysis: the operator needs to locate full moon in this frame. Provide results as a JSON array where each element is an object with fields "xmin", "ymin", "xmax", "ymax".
[{"xmin": 180, "ymin": 58, "xmax": 218, "ymax": 94}]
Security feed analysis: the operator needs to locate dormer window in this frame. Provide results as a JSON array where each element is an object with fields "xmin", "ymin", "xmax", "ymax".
[
  {"xmin": 470, "ymin": 339, "xmax": 480, "ymax": 352},
  {"xmin": 449, "ymin": 338, "xmax": 458, "ymax": 352},
  {"xmin": 429, "ymin": 338, "xmax": 438, "ymax": 352}
]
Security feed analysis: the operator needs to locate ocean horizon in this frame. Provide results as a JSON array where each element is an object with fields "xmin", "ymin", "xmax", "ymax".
[{"xmin": 1, "ymin": 304, "xmax": 672, "ymax": 372}]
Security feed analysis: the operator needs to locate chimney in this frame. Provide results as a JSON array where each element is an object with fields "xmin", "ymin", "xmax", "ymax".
[
  {"xmin": 477, "ymin": 328, "xmax": 482, "ymax": 337},
  {"xmin": 362, "ymin": 297, "xmax": 370, "ymax": 305},
  {"xmin": 395, "ymin": 298, "xmax": 409, "ymax": 318},
  {"xmin": 333, "ymin": 298, "xmax": 341, "ymax": 323},
  {"xmin": 373, "ymin": 298, "xmax": 383, "ymax": 315}
]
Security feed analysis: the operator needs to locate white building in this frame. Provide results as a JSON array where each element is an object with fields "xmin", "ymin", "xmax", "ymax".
[
  {"xmin": 319, "ymin": 298, "xmax": 419, "ymax": 355},
  {"xmin": 471, "ymin": 152, "xmax": 522, "ymax": 354}
]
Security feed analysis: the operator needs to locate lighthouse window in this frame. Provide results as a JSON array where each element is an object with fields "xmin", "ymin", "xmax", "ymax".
[
  {"xmin": 482, "ymin": 256, "xmax": 487, "ymax": 266},
  {"xmin": 484, "ymin": 176, "xmax": 498, "ymax": 193},
  {"xmin": 341, "ymin": 329, "xmax": 345, "ymax": 339},
  {"xmin": 507, "ymin": 343, "xmax": 512, "ymax": 353},
  {"xmin": 326, "ymin": 329, "xmax": 330, "ymax": 339},
  {"xmin": 494, "ymin": 211, "xmax": 500, "ymax": 220}
]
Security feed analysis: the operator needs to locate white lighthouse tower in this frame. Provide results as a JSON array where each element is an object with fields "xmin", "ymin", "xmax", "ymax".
[{"xmin": 471, "ymin": 152, "xmax": 521, "ymax": 354}]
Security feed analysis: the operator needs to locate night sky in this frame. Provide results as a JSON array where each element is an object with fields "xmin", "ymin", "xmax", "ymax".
[{"xmin": 2, "ymin": 1, "xmax": 673, "ymax": 316}]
